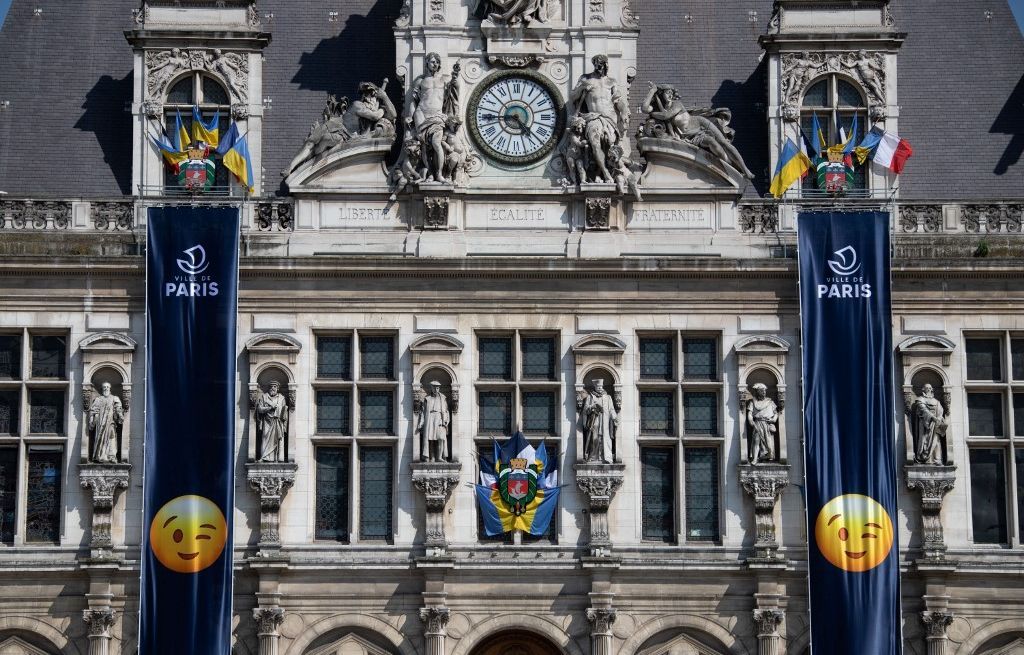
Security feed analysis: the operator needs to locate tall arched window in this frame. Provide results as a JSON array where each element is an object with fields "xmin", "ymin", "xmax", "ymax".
[
  {"xmin": 799, "ymin": 75, "xmax": 870, "ymax": 192},
  {"xmin": 163, "ymin": 72, "xmax": 233, "ymax": 192}
]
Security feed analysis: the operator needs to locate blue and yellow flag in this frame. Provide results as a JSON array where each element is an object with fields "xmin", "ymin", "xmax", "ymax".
[
  {"xmin": 476, "ymin": 432, "xmax": 560, "ymax": 536},
  {"xmin": 770, "ymin": 138, "xmax": 812, "ymax": 198},
  {"xmin": 222, "ymin": 130, "xmax": 255, "ymax": 194},
  {"xmin": 810, "ymin": 112, "xmax": 825, "ymax": 158},
  {"xmin": 149, "ymin": 128, "xmax": 188, "ymax": 172},
  {"xmin": 191, "ymin": 107, "xmax": 220, "ymax": 149},
  {"xmin": 174, "ymin": 110, "xmax": 191, "ymax": 151}
]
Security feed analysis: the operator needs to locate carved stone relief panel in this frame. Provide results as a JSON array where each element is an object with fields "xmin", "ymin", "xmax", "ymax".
[{"xmin": 145, "ymin": 48, "xmax": 250, "ymax": 106}]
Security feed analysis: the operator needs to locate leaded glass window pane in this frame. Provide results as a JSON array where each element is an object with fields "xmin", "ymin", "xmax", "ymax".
[
  {"xmin": 29, "ymin": 390, "xmax": 64, "ymax": 434},
  {"xmin": 641, "ymin": 447, "xmax": 674, "ymax": 542},
  {"xmin": 359, "ymin": 447, "xmax": 393, "ymax": 541},
  {"xmin": 0, "ymin": 447, "xmax": 16, "ymax": 544},
  {"xmin": 318, "ymin": 336, "xmax": 352, "ymax": 380},
  {"xmin": 316, "ymin": 390, "xmax": 351, "ymax": 435},
  {"xmin": 359, "ymin": 390, "xmax": 393, "ymax": 435},
  {"xmin": 521, "ymin": 337, "xmax": 556, "ymax": 380},
  {"xmin": 969, "ymin": 448, "xmax": 1007, "ymax": 544},
  {"xmin": 640, "ymin": 391, "xmax": 674, "ymax": 435},
  {"xmin": 522, "ymin": 391, "xmax": 557, "ymax": 435},
  {"xmin": 26, "ymin": 448, "xmax": 62, "ymax": 543},
  {"xmin": 315, "ymin": 447, "xmax": 349, "ymax": 541},
  {"xmin": 30, "ymin": 336, "xmax": 65, "ymax": 379},
  {"xmin": 837, "ymin": 79, "xmax": 865, "ymax": 107},
  {"xmin": 479, "ymin": 391, "xmax": 512, "ymax": 435},
  {"xmin": 166, "ymin": 77, "xmax": 193, "ymax": 104},
  {"xmin": 967, "ymin": 393, "xmax": 1004, "ymax": 437},
  {"xmin": 1017, "ymin": 450, "xmax": 1024, "ymax": 544},
  {"xmin": 803, "ymin": 79, "xmax": 829, "ymax": 107},
  {"xmin": 966, "ymin": 338, "xmax": 1003, "ymax": 381},
  {"xmin": 685, "ymin": 448, "xmax": 719, "ymax": 542},
  {"xmin": 0, "ymin": 335, "xmax": 20, "ymax": 380},
  {"xmin": 360, "ymin": 336, "xmax": 394, "ymax": 380},
  {"xmin": 682, "ymin": 338, "xmax": 716, "ymax": 380},
  {"xmin": 639, "ymin": 338, "xmax": 673, "ymax": 380},
  {"xmin": 201, "ymin": 76, "xmax": 229, "ymax": 105},
  {"xmin": 684, "ymin": 392, "xmax": 717, "ymax": 435},
  {"xmin": 479, "ymin": 337, "xmax": 513, "ymax": 380},
  {"xmin": 1015, "ymin": 393, "xmax": 1024, "ymax": 437},
  {"xmin": 1012, "ymin": 339, "xmax": 1024, "ymax": 381},
  {"xmin": 0, "ymin": 389, "xmax": 18, "ymax": 435}
]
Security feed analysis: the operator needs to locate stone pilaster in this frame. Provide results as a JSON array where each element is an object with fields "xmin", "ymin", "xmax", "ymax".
[
  {"xmin": 738, "ymin": 463, "xmax": 790, "ymax": 562},
  {"xmin": 420, "ymin": 606, "xmax": 451, "ymax": 655},
  {"xmin": 575, "ymin": 463, "xmax": 625, "ymax": 557},
  {"xmin": 246, "ymin": 461, "xmax": 298, "ymax": 555},
  {"xmin": 78, "ymin": 463, "xmax": 131, "ymax": 558},
  {"xmin": 905, "ymin": 465, "xmax": 957, "ymax": 562},
  {"xmin": 411, "ymin": 461, "xmax": 461, "ymax": 556},
  {"xmin": 921, "ymin": 610, "xmax": 954, "ymax": 655},
  {"xmin": 82, "ymin": 607, "xmax": 117, "ymax": 655},
  {"xmin": 253, "ymin": 607, "xmax": 285, "ymax": 655},
  {"xmin": 752, "ymin": 609, "xmax": 784, "ymax": 655},
  {"xmin": 586, "ymin": 608, "xmax": 616, "ymax": 655}
]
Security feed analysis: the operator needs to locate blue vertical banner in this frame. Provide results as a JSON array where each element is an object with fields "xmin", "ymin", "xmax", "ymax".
[
  {"xmin": 797, "ymin": 211, "xmax": 902, "ymax": 655},
  {"xmin": 141, "ymin": 206, "xmax": 239, "ymax": 655}
]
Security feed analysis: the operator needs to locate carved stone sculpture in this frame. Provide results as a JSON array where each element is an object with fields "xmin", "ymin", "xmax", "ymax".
[
  {"xmin": 407, "ymin": 53, "xmax": 463, "ymax": 183},
  {"xmin": 639, "ymin": 82, "xmax": 755, "ymax": 179},
  {"xmin": 746, "ymin": 383, "xmax": 779, "ymax": 464},
  {"xmin": 256, "ymin": 381, "xmax": 288, "ymax": 462},
  {"xmin": 582, "ymin": 379, "xmax": 618, "ymax": 463},
  {"xmin": 145, "ymin": 48, "xmax": 249, "ymax": 106},
  {"xmin": 567, "ymin": 55, "xmax": 630, "ymax": 184},
  {"xmin": 575, "ymin": 462, "xmax": 625, "ymax": 556},
  {"xmin": 89, "ymin": 382, "xmax": 124, "ymax": 464},
  {"xmin": 411, "ymin": 461, "xmax": 462, "ymax": 554},
  {"xmin": 475, "ymin": 0, "xmax": 550, "ymax": 26},
  {"xmin": 415, "ymin": 382, "xmax": 451, "ymax": 462},
  {"xmin": 910, "ymin": 384, "xmax": 947, "ymax": 465},
  {"xmin": 246, "ymin": 461, "xmax": 298, "ymax": 553},
  {"xmin": 780, "ymin": 50, "xmax": 887, "ymax": 119},
  {"xmin": 284, "ymin": 80, "xmax": 397, "ymax": 176},
  {"xmin": 738, "ymin": 463, "xmax": 790, "ymax": 562}
]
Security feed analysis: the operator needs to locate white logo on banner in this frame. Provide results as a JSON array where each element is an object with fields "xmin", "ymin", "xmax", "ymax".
[
  {"xmin": 166, "ymin": 244, "xmax": 218, "ymax": 297},
  {"xmin": 817, "ymin": 244, "xmax": 871, "ymax": 300},
  {"xmin": 176, "ymin": 245, "xmax": 209, "ymax": 275}
]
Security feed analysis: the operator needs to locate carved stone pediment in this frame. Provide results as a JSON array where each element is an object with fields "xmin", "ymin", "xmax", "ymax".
[
  {"xmin": 307, "ymin": 632, "xmax": 395, "ymax": 655},
  {"xmin": 80, "ymin": 332, "xmax": 138, "ymax": 355},
  {"xmin": 636, "ymin": 631, "xmax": 727, "ymax": 655},
  {"xmin": 896, "ymin": 335, "xmax": 956, "ymax": 365},
  {"xmin": 637, "ymin": 138, "xmax": 748, "ymax": 192},
  {"xmin": 284, "ymin": 138, "xmax": 395, "ymax": 194},
  {"xmin": 410, "ymin": 333, "xmax": 465, "ymax": 365},
  {"xmin": 0, "ymin": 636, "xmax": 52, "ymax": 655},
  {"xmin": 246, "ymin": 332, "xmax": 302, "ymax": 359},
  {"xmin": 571, "ymin": 334, "xmax": 627, "ymax": 367}
]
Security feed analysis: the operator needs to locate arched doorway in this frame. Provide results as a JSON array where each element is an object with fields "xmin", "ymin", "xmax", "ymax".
[{"xmin": 470, "ymin": 631, "xmax": 563, "ymax": 655}]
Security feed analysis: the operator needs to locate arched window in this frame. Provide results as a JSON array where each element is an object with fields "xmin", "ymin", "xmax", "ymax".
[
  {"xmin": 163, "ymin": 72, "xmax": 233, "ymax": 192},
  {"xmin": 800, "ymin": 75, "xmax": 870, "ymax": 192}
]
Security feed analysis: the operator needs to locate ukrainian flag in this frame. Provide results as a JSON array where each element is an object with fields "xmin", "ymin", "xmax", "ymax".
[
  {"xmin": 149, "ymin": 129, "xmax": 188, "ymax": 172},
  {"xmin": 222, "ymin": 130, "xmax": 255, "ymax": 193},
  {"xmin": 191, "ymin": 107, "xmax": 220, "ymax": 149},
  {"xmin": 770, "ymin": 138, "xmax": 813, "ymax": 198},
  {"xmin": 174, "ymin": 110, "xmax": 191, "ymax": 151}
]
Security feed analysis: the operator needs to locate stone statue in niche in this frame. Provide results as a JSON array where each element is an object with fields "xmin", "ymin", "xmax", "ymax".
[
  {"xmin": 746, "ymin": 383, "xmax": 779, "ymax": 464},
  {"xmin": 566, "ymin": 55, "xmax": 631, "ymax": 185},
  {"xmin": 910, "ymin": 384, "xmax": 947, "ymax": 465},
  {"xmin": 639, "ymin": 82, "xmax": 755, "ymax": 179},
  {"xmin": 474, "ymin": 0, "xmax": 550, "ymax": 26},
  {"xmin": 283, "ymin": 79, "xmax": 397, "ymax": 176},
  {"xmin": 582, "ymin": 379, "xmax": 618, "ymax": 464},
  {"xmin": 256, "ymin": 380, "xmax": 289, "ymax": 462},
  {"xmin": 89, "ymin": 382, "xmax": 124, "ymax": 463},
  {"xmin": 406, "ymin": 53, "xmax": 463, "ymax": 183},
  {"xmin": 415, "ymin": 381, "xmax": 451, "ymax": 462}
]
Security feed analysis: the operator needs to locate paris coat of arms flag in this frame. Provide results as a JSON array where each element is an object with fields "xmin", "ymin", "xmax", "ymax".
[{"xmin": 476, "ymin": 432, "xmax": 560, "ymax": 536}]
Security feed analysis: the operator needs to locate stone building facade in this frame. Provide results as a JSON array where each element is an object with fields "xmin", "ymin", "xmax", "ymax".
[{"xmin": 0, "ymin": 1, "xmax": 1023, "ymax": 655}]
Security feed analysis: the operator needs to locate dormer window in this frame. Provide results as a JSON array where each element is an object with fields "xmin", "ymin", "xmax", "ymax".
[
  {"xmin": 163, "ymin": 72, "xmax": 233, "ymax": 191},
  {"xmin": 799, "ymin": 75, "xmax": 870, "ymax": 192}
]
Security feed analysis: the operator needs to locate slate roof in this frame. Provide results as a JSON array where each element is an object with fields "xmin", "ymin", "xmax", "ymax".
[{"xmin": 0, "ymin": 0, "xmax": 1021, "ymax": 200}]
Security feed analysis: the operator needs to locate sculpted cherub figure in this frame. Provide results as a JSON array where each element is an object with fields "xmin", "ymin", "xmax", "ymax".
[
  {"xmin": 563, "ymin": 115, "xmax": 589, "ymax": 186},
  {"xmin": 389, "ymin": 129, "xmax": 424, "ymax": 200}
]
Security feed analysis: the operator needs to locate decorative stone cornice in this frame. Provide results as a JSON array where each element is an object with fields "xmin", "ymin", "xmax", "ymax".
[
  {"xmin": 253, "ymin": 607, "xmax": 285, "ymax": 636},
  {"xmin": 419, "ymin": 606, "xmax": 451, "ymax": 635},
  {"xmin": 586, "ymin": 608, "xmax": 617, "ymax": 635},
  {"xmin": 83, "ymin": 607, "xmax": 117, "ymax": 638},
  {"xmin": 753, "ymin": 608, "xmax": 784, "ymax": 637}
]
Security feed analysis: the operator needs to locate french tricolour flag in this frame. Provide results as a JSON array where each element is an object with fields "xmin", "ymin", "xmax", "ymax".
[{"xmin": 857, "ymin": 126, "xmax": 914, "ymax": 174}]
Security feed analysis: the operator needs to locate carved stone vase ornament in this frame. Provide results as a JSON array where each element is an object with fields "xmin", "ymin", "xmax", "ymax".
[
  {"xmin": 284, "ymin": 79, "xmax": 398, "ymax": 176},
  {"xmin": 563, "ymin": 55, "xmax": 632, "ymax": 186},
  {"xmin": 638, "ymin": 82, "xmax": 755, "ymax": 179}
]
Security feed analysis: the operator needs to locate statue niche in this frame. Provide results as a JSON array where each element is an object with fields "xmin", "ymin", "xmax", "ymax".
[
  {"xmin": 414, "ymin": 368, "xmax": 456, "ymax": 462},
  {"xmin": 87, "ymin": 369, "xmax": 127, "ymax": 464},
  {"xmin": 743, "ymin": 369, "xmax": 783, "ymax": 465},
  {"xmin": 253, "ymin": 367, "xmax": 293, "ymax": 463},
  {"xmin": 576, "ymin": 367, "xmax": 621, "ymax": 464},
  {"xmin": 906, "ymin": 369, "xmax": 949, "ymax": 466}
]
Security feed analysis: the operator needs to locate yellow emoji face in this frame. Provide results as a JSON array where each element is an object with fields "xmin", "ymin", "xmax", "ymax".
[
  {"xmin": 149, "ymin": 495, "xmax": 228, "ymax": 574},
  {"xmin": 814, "ymin": 493, "xmax": 894, "ymax": 573}
]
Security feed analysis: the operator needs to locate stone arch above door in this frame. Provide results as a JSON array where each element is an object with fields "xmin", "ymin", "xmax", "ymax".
[{"xmin": 469, "ymin": 630, "xmax": 563, "ymax": 655}]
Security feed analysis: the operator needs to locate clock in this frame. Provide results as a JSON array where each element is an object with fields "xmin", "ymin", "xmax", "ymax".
[{"xmin": 467, "ymin": 69, "xmax": 566, "ymax": 166}]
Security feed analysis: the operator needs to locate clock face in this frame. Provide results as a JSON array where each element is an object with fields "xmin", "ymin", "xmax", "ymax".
[{"xmin": 467, "ymin": 70, "xmax": 565, "ymax": 166}]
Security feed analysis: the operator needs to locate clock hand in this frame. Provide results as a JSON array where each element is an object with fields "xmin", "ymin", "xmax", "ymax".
[{"xmin": 506, "ymin": 113, "xmax": 534, "ymax": 138}]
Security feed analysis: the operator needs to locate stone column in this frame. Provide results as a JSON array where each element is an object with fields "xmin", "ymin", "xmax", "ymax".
[
  {"xmin": 79, "ymin": 464, "xmax": 131, "ymax": 559},
  {"xmin": 411, "ymin": 461, "xmax": 461, "ymax": 556},
  {"xmin": 246, "ymin": 461, "xmax": 298, "ymax": 555},
  {"xmin": 738, "ymin": 464, "xmax": 790, "ymax": 562},
  {"xmin": 752, "ymin": 609, "xmax": 784, "ymax": 655},
  {"xmin": 905, "ymin": 465, "xmax": 957, "ymax": 561},
  {"xmin": 574, "ymin": 463, "xmax": 625, "ymax": 557},
  {"xmin": 420, "ymin": 606, "xmax": 451, "ymax": 655},
  {"xmin": 82, "ymin": 608, "xmax": 117, "ymax": 655},
  {"xmin": 921, "ymin": 611, "xmax": 953, "ymax": 655},
  {"xmin": 586, "ymin": 608, "xmax": 616, "ymax": 655},
  {"xmin": 253, "ymin": 607, "xmax": 285, "ymax": 655}
]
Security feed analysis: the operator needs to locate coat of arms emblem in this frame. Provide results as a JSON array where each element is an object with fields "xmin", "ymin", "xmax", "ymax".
[
  {"xmin": 178, "ymin": 140, "xmax": 216, "ymax": 193},
  {"xmin": 498, "ymin": 456, "xmax": 539, "ymax": 516}
]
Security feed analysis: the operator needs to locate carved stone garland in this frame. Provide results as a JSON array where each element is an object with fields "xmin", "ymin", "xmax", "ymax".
[{"xmin": 780, "ymin": 51, "xmax": 887, "ymax": 121}]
